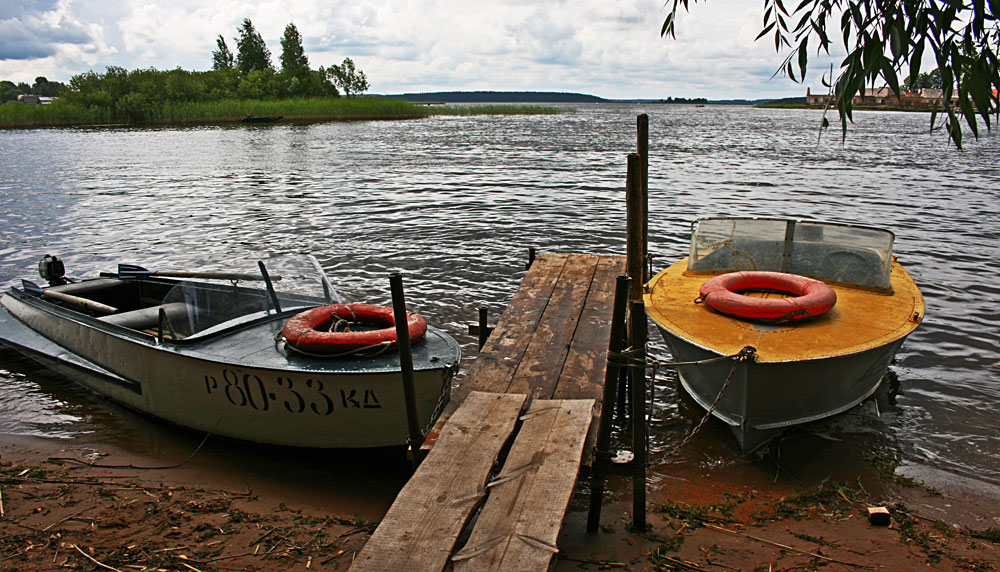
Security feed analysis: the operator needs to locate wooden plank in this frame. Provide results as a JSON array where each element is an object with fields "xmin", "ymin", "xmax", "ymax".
[
  {"xmin": 506, "ymin": 254, "xmax": 600, "ymax": 399},
  {"xmin": 552, "ymin": 255, "xmax": 626, "ymax": 401},
  {"xmin": 460, "ymin": 253, "xmax": 567, "ymax": 395},
  {"xmin": 552, "ymin": 255, "xmax": 625, "ymax": 467},
  {"xmin": 452, "ymin": 399, "xmax": 595, "ymax": 572},
  {"xmin": 349, "ymin": 392, "xmax": 527, "ymax": 572}
]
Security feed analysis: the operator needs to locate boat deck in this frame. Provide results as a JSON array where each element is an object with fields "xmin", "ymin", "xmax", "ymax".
[
  {"xmin": 645, "ymin": 258, "xmax": 924, "ymax": 362},
  {"xmin": 349, "ymin": 252, "xmax": 625, "ymax": 571}
]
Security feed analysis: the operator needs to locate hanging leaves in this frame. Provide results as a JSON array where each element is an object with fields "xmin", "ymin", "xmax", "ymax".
[{"xmin": 661, "ymin": 0, "xmax": 1000, "ymax": 149}]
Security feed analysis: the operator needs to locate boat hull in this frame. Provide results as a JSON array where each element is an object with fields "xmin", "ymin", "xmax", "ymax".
[
  {"xmin": 1, "ymin": 290, "xmax": 460, "ymax": 449},
  {"xmin": 656, "ymin": 326, "xmax": 906, "ymax": 453}
]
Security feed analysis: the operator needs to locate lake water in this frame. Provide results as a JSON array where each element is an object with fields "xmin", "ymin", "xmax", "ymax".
[{"xmin": 0, "ymin": 103, "xmax": 997, "ymax": 507}]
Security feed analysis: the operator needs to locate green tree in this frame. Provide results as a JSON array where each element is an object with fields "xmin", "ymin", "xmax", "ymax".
[
  {"xmin": 662, "ymin": 0, "xmax": 999, "ymax": 148},
  {"xmin": 236, "ymin": 18, "xmax": 273, "ymax": 76},
  {"xmin": 905, "ymin": 68, "xmax": 943, "ymax": 92},
  {"xmin": 0, "ymin": 80, "xmax": 18, "ymax": 103},
  {"xmin": 237, "ymin": 69, "xmax": 280, "ymax": 99},
  {"xmin": 213, "ymin": 35, "xmax": 235, "ymax": 70},
  {"xmin": 280, "ymin": 23, "xmax": 309, "ymax": 78},
  {"xmin": 328, "ymin": 58, "xmax": 369, "ymax": 97},
  {"xmin": 31, "ymin": 76, "xmax": 63, "ymax": 96}
]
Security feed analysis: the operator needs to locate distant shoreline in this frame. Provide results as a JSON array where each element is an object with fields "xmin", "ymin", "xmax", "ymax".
[
  {"xmin": 378, "ymin": 91, "xmax": 761, "ymax": 106},
  {"xmin": 0, "ymin": 97, "xmax": 560, "ymax": 129}
]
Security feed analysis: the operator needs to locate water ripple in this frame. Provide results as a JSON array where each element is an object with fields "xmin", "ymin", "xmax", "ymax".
[{"xmin": 1, "ymin": 104, "xmax": 998, "ymax": 484}]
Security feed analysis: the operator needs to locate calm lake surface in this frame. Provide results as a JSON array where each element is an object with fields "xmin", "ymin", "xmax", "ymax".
[{"xmin": 1, "ymin": 103, "xmax": 997, "ymax": 508}]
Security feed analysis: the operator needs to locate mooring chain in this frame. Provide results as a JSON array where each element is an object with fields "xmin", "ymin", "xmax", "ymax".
[
  {"xmin": 606, "ymin": 345, "xmax": 756, "ymax": 461},
  {"xmin": 419, "ymin": 363, "xmax": 459, "ymax": 439},
  {"xmin": 660, "ymin": 346, "xmax": 756, "ymax": 459}
]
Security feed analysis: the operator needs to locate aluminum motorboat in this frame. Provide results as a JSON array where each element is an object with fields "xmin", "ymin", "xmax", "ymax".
[
  {"xmin": 644, "ymin": 217, "xmax": 923, "ymax": 453},
  {"xmin": 0, "ymin": 256, "xmax": 460, "ymax": 448}
]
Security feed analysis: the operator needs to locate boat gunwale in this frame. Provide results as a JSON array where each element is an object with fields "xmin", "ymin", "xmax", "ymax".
[{"xmin": 2, "ymin": 282, "xmax": 462, "ymax": 376}]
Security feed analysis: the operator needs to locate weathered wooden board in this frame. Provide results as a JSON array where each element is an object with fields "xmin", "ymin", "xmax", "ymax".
[
  {"xmin": 552, "ymin": 255, "xmax": 625, "ymax": 466},
  {"xmin": 348, "ymin": 391, "xmax": 527, "ymax": 572},
  {"xmin": 506, "ymin": 254, "xmax": 600, "ymax": 399},
  {"xmin": 459, "ymin": 253, "xmax": 567, "ymax": 396},
  {"xmin": 452, "ymin": 399, "xmax": 595, "ymax": 572},
  {"xmin": 551, "ymin": 254, "xmax": 625, "ymax": 402}
]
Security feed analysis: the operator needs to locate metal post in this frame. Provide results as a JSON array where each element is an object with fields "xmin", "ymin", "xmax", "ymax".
[
  {"xmin": 629, "ymin": 300, "xmax": 648, "ymax": 531},
  {"xmin": 258, "ymin": 261, "xmax": 282, "ymax": 313},
  {"xmin": 478, "ymin": 306, "xmax": 489, "ymax": 350},
  {"xmin": 526, "ymin": 247, "xmax": 536, "ymax": 270},
  {"xmin": 390, "ymin": 273, "xmax": 424, "ymax": 470},
  {"xmin": 587, "ymin": 275, "xmax": 631, "ymax": 532}
]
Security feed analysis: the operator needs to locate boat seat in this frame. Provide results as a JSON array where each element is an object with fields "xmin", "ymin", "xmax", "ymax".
[
  {"xmin": 47, "ymin": 279, "xmax": 125, "ymax": 296},
  {"xmin": 98, "ymin": 302, "xmax": 192, "ymax": 331}
]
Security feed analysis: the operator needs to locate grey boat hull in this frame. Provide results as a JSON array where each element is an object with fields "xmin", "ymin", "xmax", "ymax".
[
  {"xmin": 0, "ymin": 285, "xmax": 461, "ymax": 449},
  {"xmin": 657, "ymin": 325, "xmax": 905, "ymax": 453}
]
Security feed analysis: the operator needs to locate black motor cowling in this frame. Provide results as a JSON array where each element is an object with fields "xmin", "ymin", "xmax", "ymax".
[{"xmin": 38, "ymin": 254, "xmax": 67, "ymax": 286}]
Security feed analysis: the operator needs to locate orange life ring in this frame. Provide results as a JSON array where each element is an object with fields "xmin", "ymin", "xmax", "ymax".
[
  {"xmin": 281, "ymin": 304, "xmax": 427, "ymax": 355},
  {"xmin": 697, "ymin": 271, "xmax": 837, "ymax": 322}
]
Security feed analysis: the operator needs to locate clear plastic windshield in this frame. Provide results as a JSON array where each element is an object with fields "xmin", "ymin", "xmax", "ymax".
[
  {"xmin": 688, "ymin": 218, "xmax": 894, "ymax": 290},
  {"xmin": 157, "ymin": 255, "xmax": 338, "ymax": 338}
]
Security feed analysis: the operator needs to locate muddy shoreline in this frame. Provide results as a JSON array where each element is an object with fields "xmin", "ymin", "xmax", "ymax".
[{"xmin": 1, "ymin": 430, "xmax": 997, "ymax": 571}]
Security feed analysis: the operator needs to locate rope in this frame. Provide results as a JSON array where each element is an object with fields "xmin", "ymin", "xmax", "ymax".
[
  {"xmin": 607, "ymin": 346, "xmax": 751, "ymax": 371},
  {"xmin": 273, "ymin": 330, "xmax": 396, "ymax": 358}
]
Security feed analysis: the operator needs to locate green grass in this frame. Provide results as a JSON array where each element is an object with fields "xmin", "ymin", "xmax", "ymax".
[{"xmin": 0, "ymin": 97, "xmax": 560, "ymax": 128}]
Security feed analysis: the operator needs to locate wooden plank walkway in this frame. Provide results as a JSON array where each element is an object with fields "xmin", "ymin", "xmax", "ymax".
[
  {"xmin": 349, "ymin": 253, "xmax": 625, "ymax": 572},
  {"xmin": 456, "ymin": 252, "xmax": 625, "ymax": 405}
]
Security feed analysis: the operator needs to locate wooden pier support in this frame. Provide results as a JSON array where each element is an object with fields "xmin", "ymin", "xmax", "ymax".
[
  {"xmin": 351, "ymin": 253, "xmax": 623, "ymax": 572},
  {"xmin": 351, "ymin": 114, "xmax": 653, "ymax": 568},
  {"xmin": 589, "ymin": 114, "xmax": 651, "ymax": 532}
]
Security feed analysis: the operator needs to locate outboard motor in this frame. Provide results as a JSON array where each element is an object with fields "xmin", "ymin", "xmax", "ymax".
[{"xmin": 38, "ymin": 254, "xmax": 67, "ymax": 286}]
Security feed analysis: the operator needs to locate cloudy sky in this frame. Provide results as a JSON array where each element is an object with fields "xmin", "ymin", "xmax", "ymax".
[{"xmin": 0, "ymin": 0, "xmax": 842, "ymax": 99}]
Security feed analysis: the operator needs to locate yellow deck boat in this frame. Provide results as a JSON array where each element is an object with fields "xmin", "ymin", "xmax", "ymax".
[{"xmin": 644, "ymin": 217, "xmax": 924, "ymax": 453}]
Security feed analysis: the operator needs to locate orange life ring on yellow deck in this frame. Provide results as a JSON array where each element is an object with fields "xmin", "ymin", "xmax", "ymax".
[
  {"xmin": 281, "ymin": 304, "xmax": 427, "ymax": 355},
  {"xmin": 697, "ymin": 271, "xmax": 837, "ymax": 322}
]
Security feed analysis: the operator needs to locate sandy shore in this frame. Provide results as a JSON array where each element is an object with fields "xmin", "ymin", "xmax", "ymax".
[{"xmin": 1, "ymin": 430, "xmax": 998, "ymax": 572}]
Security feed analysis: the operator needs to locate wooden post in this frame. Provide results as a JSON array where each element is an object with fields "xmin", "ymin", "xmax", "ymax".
[
  {"xmin": 637, "ymin": 114, "xmax": 649, "ymax": 283},
  {"xmin": 390, "ymin": 273, "xmax": 424, "ymax": 470},
  {"xmin": 629, "ymin": 299, "xmax": 648, "ymax": 531},
  {"xmin": 625, "ymin": 153, "xmax": 644, "ymax": 304},
  {"xmin": 586, "ymin": 274, "xmax": 631, "ymax": 532}
]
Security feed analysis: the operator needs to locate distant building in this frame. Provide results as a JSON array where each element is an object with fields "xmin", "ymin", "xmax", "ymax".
[
  {"xmin": 16, "ymin": 94, "xmax": 54, "ymax": 104},
  {"xmin": 805, "ymin": 87, "xmax": 961, "ymax": 109}
]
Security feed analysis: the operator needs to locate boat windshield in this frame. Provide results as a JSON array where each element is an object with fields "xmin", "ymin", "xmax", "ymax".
[
  {"xmin": 158, "ymin": 256, "xmax": 337, "ymax": 338},
  {"xmin": 687, "ymin": 217, "xmax": 894, "ymax": 291}
]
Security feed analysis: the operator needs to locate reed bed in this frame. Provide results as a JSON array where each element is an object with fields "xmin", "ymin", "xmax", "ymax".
[{"xmin": 0, "ymin": 97, "xmax": 560, "ymax": 129}]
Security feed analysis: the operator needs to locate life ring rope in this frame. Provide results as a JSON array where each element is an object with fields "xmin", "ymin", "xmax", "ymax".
[
  {"xmin": 279, "ymin": 304, "xmax": 428, "ymax": 357},
  {"xmin": 277, "ymin": 330, "xmax": 396, "ymax": 358},
  {"xmin": 697, "ymin": 271, "xmax": 837, "ymax": 323}
]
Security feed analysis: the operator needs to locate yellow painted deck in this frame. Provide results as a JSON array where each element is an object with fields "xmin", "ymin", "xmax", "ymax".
[
  {"xmin": 349, "ymin": 253, "xmax": 625, "ymax": 572},
  {"xmin": 644, "ymin": 257, "xmax": 924, "ymax": 362}
]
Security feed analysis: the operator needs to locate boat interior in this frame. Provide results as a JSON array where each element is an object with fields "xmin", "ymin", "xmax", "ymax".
[{"xmin": 38, "ymin": 277, "xmax": 300, "ymax": 339}]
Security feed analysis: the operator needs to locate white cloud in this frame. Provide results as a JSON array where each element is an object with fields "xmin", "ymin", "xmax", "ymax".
[{"xmin": 0, "ymin": 0, "xmax": 829, "ymax": 99}]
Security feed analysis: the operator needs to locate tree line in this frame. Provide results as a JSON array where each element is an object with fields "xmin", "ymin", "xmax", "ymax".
[
  {"xmin": 1, "ymin": 18, "xmax": 369, "ymax": 123},
  {"xmin": 211, "ymin": 19, "xmax": 369, "ymax": 98},
  {"xmin": 0, "ymin": 77, "xmax": 67, "ymax": 103}
]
